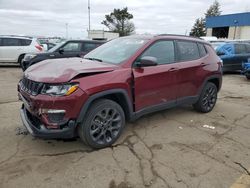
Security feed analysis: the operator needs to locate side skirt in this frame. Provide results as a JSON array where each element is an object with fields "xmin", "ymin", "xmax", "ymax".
[{"xmin": 130, "ymin": 96, "xmax": 199, "ymax": 121}]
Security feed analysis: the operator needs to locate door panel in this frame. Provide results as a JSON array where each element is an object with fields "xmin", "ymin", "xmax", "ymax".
[
  {"xmin": 133, "ymin": 65, "xmax": 177, "ymax": 111},
  {"xmin": 175, "ymin": 59, "xmax": 204, "ymax": 99},
  {"xmin": 175, "ymin": 41, "xmax": 204, "ymax": 100},
  {"xmin": 0, "ymin": 38, "xmax": 21, "ymax": 62},
  {"xmin": 132, "ymin": 40, "xmax": 177, "ymax": 111}
]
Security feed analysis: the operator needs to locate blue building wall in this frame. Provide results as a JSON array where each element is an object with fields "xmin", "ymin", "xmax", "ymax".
[{"xmin": 206, "ymin": 12, "xmax": 250, "ymax": 28}]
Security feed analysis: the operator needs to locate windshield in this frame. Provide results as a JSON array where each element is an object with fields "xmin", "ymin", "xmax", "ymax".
[
  {"xmin": 84, "ymin": 37, "xmax": 149, "ymax": 64},
  {"xmin": 48, "ymin": 42, "xmax": 64, "ymax": 52}
]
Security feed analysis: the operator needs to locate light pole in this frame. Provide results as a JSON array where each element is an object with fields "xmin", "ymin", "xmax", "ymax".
[
  {"xmin": 88, "ymin": 0, "xmax": 91, "ymax": 31},
  {"xmin": 65, "ymin": 23, "xmax": 68, "ymax": 39},
  {"xmin": 233, "ymin": 20, "xmax": 238, "ymax": 40}
]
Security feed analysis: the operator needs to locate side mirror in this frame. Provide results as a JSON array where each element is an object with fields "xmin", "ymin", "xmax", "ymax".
[
  {"xmin": 137, "ymin": 56, "xmax": 158, "ymax": 67},
  {"xmin": 58, "ymin": 48, "xmax": 64, "ymax": 54},
  {"xmin": 217, "ymin": 50, "xmax": 225, "ymax": 56}
]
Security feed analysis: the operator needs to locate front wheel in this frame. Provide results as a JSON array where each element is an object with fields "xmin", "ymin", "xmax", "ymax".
[
  {"xmin": 78, "ymin": 99, "xmax": 125, "ymax": 149},
  {"xmin": 193, "ymin": 82, "xmax": 218, "ymax": 113}
]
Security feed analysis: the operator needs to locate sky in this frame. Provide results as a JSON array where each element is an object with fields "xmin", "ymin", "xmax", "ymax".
[{"xmin": 0, "ymin": 0, "xmax": 249, "ymax": 39}]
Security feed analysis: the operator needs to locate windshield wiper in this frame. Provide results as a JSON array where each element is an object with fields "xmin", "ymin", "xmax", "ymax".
[{"xmin": 84, "ymin": 57, "xmax": 103, "ymax": 62}]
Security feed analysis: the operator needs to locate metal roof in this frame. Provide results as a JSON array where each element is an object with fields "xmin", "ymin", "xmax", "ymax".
[{"xmin": 206, "ymin": 12, "xmax": 250, "ymax": 28}]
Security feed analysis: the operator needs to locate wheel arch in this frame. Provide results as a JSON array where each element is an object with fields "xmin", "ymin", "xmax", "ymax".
[
  {"xmin": 18, "ymin": 53, "xmax": 25, "ymax": 64},
  {"xmin": 76, "ymin": 89, "xmax": 134, "ymax": 124},
  {"xmin": 200, "ymin": 75, "xmax": 222, "ymax": 95}
]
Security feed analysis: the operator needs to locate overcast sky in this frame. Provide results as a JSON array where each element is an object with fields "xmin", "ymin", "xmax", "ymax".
[{"xmin": 0, "ymin": 0, "xmax": 249, "ymax": 38}]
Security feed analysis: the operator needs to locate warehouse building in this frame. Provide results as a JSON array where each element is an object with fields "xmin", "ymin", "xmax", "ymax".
[
  {"xmin": 206, "ymin": 12, "xmax": 250, "ymax": 40},
  {"xmin": 87, "ymin": 30, "xmax": 119, "ymax": 41}
]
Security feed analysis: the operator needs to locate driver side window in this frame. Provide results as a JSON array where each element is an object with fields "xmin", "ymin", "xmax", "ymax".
[
  {"xmin": 62, "ymin": 42, "xmax": 81, "ymax": 52},
  {"xmin": 140, "ymin": 40, "xmax": 175, "ymax": 65}
]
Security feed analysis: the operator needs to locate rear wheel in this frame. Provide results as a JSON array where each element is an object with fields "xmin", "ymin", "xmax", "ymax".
[
  {"xmin": 246, "ymin": 75, "xmax": 250, "ymax": 80},
  {"xmin": 78, "ymin": 99, "xmax": 125, "ymax": 149},
  {"xmin": 193, "ymin": 82, "xmax": 218, "ymax": 113}
]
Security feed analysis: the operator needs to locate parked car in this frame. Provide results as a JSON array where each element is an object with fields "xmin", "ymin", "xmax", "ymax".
[
  {"xmin": 21, "ymin": 40, "xmax": 105, "ymax": 71},
  {"xmin": 212, "ymin": 42, "xmax": 250, "ymax": 72},
  {"xmin": 242, "ymin": 59, "xmax": 250, "ymax": 79},
  {"xmin": 0, "ymin": 35, "xmax": 44, "ymax": 65},
  {"xmin": 18, "ymin": 35, "xmax": 222, "ymax": 149}
]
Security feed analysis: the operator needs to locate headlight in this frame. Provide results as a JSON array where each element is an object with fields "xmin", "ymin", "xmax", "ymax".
[
  {"xmin": 24, "ymin": 54, "xmax": 37, "ymax": 61},
  {"xmin": 41, "ymin": 83, "xmax": 79, "ymax": 96}
]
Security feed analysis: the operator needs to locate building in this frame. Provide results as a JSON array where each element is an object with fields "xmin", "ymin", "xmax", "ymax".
[
  {"xmin": 87, "ymin": 30, "xmax": 119, "ymax": 41},
  {"xmin": 206, "ymin": 12, "xmax": 250, "ymax": 40}
]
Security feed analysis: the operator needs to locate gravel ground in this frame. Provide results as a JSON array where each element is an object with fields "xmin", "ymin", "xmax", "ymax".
[{"xmin": 0, "ymin": 67, "xmax": 249, "ymax": 188}]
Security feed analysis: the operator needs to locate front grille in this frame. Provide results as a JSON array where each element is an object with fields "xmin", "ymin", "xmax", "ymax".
[{"xmin": 20, "ymin": 77, "xmax": 43, "ymax": 96}]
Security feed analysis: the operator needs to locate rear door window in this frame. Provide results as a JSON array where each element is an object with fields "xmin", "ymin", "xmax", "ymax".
[
  {"xmin": 140, "ymin": 40, "xmax": 175, "ymax": 65},
  {"xmin": 176, "ymin": 41, "xmax": 200, "ymax": 61},
  {"xmin": 0, "ymin": 38, "xmax": 2, "ymax": 46},
  {"xmin": 82, "ymin": 43, "xmax": 98, "ymax": 52},
  {"xmin": 235, "ymin": 44, "xmax": 247, "ymax": 54},
  {"xmin": 62, "ymin": 42, "xmax": 81, "ymax": 52},
  {"xmin": 2, "ymin": 38, "xmax": 20, "ymax": 46}
]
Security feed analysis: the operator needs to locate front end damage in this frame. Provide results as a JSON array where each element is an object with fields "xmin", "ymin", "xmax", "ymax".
[{"xmin": 18, "ymin": 78, "xmax": 88, "ymax": 139}]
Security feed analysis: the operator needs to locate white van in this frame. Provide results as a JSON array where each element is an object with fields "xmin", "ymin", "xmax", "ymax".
[{"xmin": 0, "ymin": 36, "xmax": 44, "ymax": 65}]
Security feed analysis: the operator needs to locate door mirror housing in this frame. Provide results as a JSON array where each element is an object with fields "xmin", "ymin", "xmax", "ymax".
[
  {"xmin": 58, "ymin": 48, "xmax": 64, "ymax": 54},
  {"xmin": 137, "ymin": 56, "xmax": 158, "ymax": 67}
]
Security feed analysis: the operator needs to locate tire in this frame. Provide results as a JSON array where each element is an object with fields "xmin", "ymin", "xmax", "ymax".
[
  {"xmin": 18, "ymin": 54, "xmax": 25, "ymax": 70},
  {"xmin": 246, "ymin": 75, "xmax": 250, "ymax": 80},
  {"xmin": 193, "ymin": 82, "xmax": 218, "ymax": 113},
  {"xmin": 78, "ymin": 99, "xmax": 125, "ymax": 149}
]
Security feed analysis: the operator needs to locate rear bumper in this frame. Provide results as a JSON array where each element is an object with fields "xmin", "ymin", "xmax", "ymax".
[{"xmin": 20, "ymin": 104, "xmax": 77, "ymax": 139}]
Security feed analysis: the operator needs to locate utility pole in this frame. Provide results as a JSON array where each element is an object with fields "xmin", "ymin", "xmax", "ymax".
[
  {"xmin": 233, "ymin": 20, "xmax": 238, "ymax": 40},
  {"xmin": 65, "ymin": 23, "xmax": 68, "ymax": 39},
  {"xmin": 88, "ymin": 0, "xmax": 91, "ymax": 31}
]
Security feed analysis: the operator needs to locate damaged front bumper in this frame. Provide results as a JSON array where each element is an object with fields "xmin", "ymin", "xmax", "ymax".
[{"xmin": 20, "ymin": 104, "xmax": 77, "ymax": 139}]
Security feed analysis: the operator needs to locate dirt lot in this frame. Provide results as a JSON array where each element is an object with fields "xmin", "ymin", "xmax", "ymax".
[{"xmin": 0, "ymin": 67, "xmax": 250, "ymax": 188}]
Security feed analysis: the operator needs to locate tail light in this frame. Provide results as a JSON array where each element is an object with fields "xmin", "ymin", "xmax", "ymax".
[{"xmin": 35, "ymin": 45, "xmax": 43, "ymax": 51}]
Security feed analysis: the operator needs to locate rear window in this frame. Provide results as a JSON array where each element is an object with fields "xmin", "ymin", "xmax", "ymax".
[
  {"xmin": 235, "ymin": 44, "xmax": 246, "ymax": 54},
  {"xmin": 245, "ymin": 44, "xmax": 250, "ymax": 53},
  {"xmin": 20, "ymin": 39, "xmax": 32, "ymax": 46},
  {"xmin": 177, "ymin": 41, "xmax": 200, "ymax": 61},
  {"xmin": 198, "ymin": 43, "xmax": 207, "ymax": 57}
]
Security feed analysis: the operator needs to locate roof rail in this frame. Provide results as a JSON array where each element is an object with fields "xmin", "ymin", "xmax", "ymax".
[{"xmin": 157, "ymin": 34, "xmax": 202, "ymax": 40}]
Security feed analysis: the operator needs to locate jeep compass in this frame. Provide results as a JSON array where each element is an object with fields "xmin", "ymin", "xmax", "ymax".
[{"xmin": 18, "ymin": 35, "xmax": 222, "ymax": 149}]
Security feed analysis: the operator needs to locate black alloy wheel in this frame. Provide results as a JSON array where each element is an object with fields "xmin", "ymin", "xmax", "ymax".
[
  {"xmin": 78, "ymin": 99, "xmax": 125, "ymax": 149},
  {"xmin": 193, "ymin": 82, "xmax": 218, "ymax": 113}
]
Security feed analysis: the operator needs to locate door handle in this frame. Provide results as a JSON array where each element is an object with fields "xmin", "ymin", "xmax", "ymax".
[
  {"xmin": 168, "ymin": 67, "xmax": 179, "ymax": 72},
  {"xmin": 200, "ymin": 62, "xmax": 208, "ymax": 66}
]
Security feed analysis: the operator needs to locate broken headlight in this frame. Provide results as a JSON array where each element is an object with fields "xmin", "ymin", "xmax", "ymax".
[{"xmin": 41, "ymin": 83, "xmax": 78, "ymax": 96}]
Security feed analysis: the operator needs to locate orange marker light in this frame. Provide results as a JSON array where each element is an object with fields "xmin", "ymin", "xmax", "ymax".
[{"xmin": 66, "ymin": 85, "xmax": 78, "ymax": 96}]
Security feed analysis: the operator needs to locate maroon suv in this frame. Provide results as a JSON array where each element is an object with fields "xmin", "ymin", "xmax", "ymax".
[{"xmin": 18, "ymin": 35, "xmax": 222, "ymax": 148}]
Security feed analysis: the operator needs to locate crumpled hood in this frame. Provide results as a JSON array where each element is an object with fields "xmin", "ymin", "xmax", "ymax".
[{"xmin": 25, "ymin": 57, "xmax": 118, "ymax": 83}]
